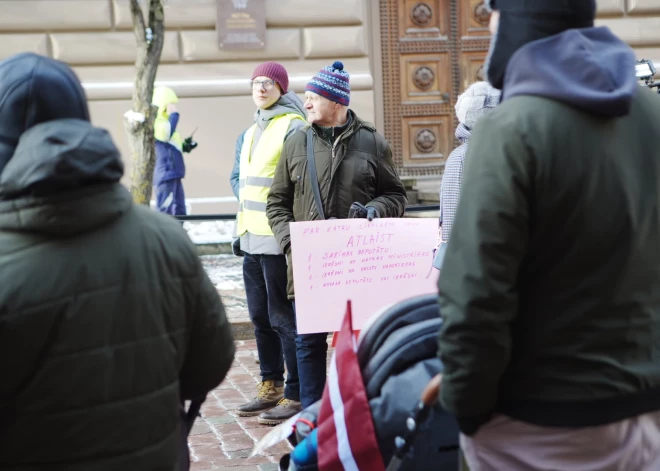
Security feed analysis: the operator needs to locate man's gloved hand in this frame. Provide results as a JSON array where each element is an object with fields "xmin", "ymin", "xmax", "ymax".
[
  {"xmin": 231, "ymin": 238, "xmax": 244, "ymax": 257},
  {"xmin": 348, "ymin": 202, "xmax": 379, "ymax": 221},
  {"xmin": 182, "ymin": 136, "xmax": 198, "ymax": 153},
  {"xmin": 366, "ymin": 206, "xmax": 379, "ymax": 221},
  {"xmin": 348, "ymin": 202, "xmax": 367, "ymax": 219}
]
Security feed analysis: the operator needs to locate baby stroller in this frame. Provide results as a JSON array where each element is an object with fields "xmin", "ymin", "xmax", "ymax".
[{"xmin": 279, "ymin": 293, "xmax": 460, "ymax": 470}]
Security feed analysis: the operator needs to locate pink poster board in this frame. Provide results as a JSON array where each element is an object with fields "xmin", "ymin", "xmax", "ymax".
[{"xmin": 290, "ymin": 218, "xmax": 439, "ymax": 334}]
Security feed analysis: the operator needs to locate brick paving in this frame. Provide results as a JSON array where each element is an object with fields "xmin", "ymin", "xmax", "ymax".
[
  {"xmin": 197, "ymin": 256, "xmax": 283, "ymax": 469},
  {"xmin": 189, "ymin": 339, "xmax": 333, "ymax": 471},
  {"xmin": 189, "ymin": 338, "xmax": 334, "ymax": 471},
  {"xmin": 189, "ymin": 339, "xmax": 289, "ymax": 471},
  {"xmin": 196, "ymin": 255, "xmax": 333, "ymax": 469}
]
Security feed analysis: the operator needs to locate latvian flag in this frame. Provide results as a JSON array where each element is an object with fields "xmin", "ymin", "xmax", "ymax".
[{"xmin": 317, "ymin": 301, "xmax": 386, "ymax": 471}]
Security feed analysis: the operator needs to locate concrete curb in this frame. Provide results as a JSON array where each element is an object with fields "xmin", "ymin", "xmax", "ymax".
[
  {"xmin": 195, "ymin": 242, "xmax": 233, "ymax": 256},
  {"xmin": 230, "ymin": 321, "xmax": 255, "ymax": 341}
]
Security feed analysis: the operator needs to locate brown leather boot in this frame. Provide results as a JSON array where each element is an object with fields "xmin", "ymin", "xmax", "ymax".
[
  {"xmin": 257, "ymin": 398, "xmax": 303, "ymax": 425},
  {"xmin": 235, "ymin": 380, "xmax": 284, "ymax": 417}
]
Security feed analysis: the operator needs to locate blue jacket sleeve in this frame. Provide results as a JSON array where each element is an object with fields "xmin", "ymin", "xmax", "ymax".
[
  {"xmin": 168, "ymin": 112, "xmax": 180, "ymax": 138},
  {"xmin": 230, "ymin": 131, "xmax": 245, "ymax": 200}
]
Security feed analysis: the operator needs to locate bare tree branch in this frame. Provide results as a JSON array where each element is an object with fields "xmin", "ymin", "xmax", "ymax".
[
  {"xmin": 129, "ymin": 0, "xmax": 146, "ymax": 48},
  {"xmin": 125, "ymin": 0, "xmax": 165, "ymax": 206},
  {"xmin": 148, "ymin": 0, "xmax": 164, "ymax": 34},
  {"xmin": 139, "ymin": 0, "xmax": 165, "ymax": 111}
]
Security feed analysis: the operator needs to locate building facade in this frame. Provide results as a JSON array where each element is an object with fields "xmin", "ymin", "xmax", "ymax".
[{"xmin": 0, "ymin": 0, "xmax": 659, "ymax": 213}]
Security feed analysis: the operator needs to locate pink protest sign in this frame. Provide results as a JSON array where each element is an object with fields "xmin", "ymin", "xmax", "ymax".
[{"xmin": 289, "ymin": 218, "xmax": 439, "ymax": 334}]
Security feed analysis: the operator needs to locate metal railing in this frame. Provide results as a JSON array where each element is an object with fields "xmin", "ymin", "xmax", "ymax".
[{"xmin": 174, "ymin": 203, "xmax": 440, "ymax": 222}]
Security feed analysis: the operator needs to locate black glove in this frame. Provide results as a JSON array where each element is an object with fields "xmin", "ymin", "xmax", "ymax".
[
  {"xmin": 347, "ymin": 202, "xmax": 379, "ymax": 221},
  {"xmin": 348, "ymin": 202, "xmax": 367, "ymax": 219},
  {"xmin": 231, "ymin": 238, "xmax": 244, "ymax": 257},
  {"xmin": 182, "ymin": 136, "xmax": 198, "ymax": 153}
]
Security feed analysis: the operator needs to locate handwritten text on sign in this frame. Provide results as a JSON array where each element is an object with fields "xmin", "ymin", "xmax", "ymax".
[{"xmin": 290, "ymin": 218, "xmax": 439, "ymax": 334}]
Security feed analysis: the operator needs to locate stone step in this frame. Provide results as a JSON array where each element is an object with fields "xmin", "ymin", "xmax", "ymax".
[
  {"xmin": 200, "ymin": 254, "xmax": 255, "ymax": 340},
  {"xmin": 230, "ymin": 321, "xmax": 256, "ymax": 341}
]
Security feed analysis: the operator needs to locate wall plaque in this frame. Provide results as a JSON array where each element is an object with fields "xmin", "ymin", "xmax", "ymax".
[{"xmin": 216, "ymin": 0, "xmax": 266, "ymax": 50}]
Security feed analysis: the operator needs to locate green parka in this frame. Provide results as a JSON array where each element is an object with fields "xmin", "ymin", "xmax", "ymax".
[
  {"xmin": 266, "ymin": 110, "xmax": 407, "ymax": 298},
  {"xmin": 0, "ymin": 119, "xmax": 235, "ymax": 470},
  {"xmin": 438, "ymin": 34, "xmax": 660, "ymax": 435}
]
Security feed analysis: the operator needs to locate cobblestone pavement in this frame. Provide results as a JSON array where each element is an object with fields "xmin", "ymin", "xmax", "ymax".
[
  {"xmin": 189, "ymin": 339, "xmax": 288, "ymax": 471},
  {"xmin": 189, "ymin": 339, "xmax": 334, "ymax": 471},
  {"xmin": 196, "ymin": 256, "xmax": 332, "ymax": 469}
]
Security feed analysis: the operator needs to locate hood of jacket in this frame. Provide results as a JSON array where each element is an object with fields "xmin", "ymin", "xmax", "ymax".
[
  {"xmin": 254, "ymin": 91, "xmax": 306, "ymax": 130},
  {"xmin": 0, "ymin": 53, "xmax": 90, "ymax": 173},
  {"xmin": 0, "ymin": 119, "xmax": 130, "ymax": 236},
  {"xmin": 503, "ymin": 27, "xmax": 638, "ymax": 117},
  {"xmin": 152, "ymin": 86, "xmax": 179, "ymax": 118}
]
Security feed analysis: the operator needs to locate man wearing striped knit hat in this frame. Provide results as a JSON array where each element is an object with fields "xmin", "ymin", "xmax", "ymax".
[{"xmin": 267, "ymin": 61, "xmax": 407, "ymax": 408}]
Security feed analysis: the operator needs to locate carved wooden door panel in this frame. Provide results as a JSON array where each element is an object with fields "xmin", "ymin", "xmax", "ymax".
[{"xmin": 378, "ymin": 0, "xmax": 492, "ymax": 178}]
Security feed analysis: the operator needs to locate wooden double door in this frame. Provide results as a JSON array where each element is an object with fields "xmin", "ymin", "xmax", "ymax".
[{"xmin": 378, "ymin": 0, "xmax": 492, "ymax": 178}]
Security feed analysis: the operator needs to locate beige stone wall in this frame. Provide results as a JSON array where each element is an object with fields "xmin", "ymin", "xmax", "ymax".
[
  {"xmin": 0, "ymin": 0, "xmax": 376, "ymax": 214},
  {"xmin": 596, "ymin": 0, "xmax": 660, "ymax": 62},
  {"xmin": 1, "ymin": 0, "xmax": 659, "ymax": 213}
]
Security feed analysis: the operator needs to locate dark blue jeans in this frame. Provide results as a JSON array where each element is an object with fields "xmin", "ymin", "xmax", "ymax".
[
  {"xmin": 243, "ymin": 253, "xmax": 299, "ymax": 401},
  {"xmin": 294, "ymin": 302, "xmax": 329, "ymax": 408}
]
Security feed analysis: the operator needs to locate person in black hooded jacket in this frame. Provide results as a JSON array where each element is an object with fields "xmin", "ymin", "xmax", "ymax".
[
  {"xmin": 437, "ymin": 1, "xmax": 660, "ymax": 469},
  {"xmin": 0, "ymin": 53, "xmax": 235, "ymax": 470}
]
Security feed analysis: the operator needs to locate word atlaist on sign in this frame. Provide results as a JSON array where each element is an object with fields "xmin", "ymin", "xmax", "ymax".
[{"xmin": 289, "ymin": 218, "xmax": 439, "ymax": 334}]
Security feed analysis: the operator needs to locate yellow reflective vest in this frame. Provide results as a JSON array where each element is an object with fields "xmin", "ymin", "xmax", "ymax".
[
  {"xmin": 237, "ymin": 113, "xmax": 304, "ymax": 236},
  {"xmin": 152, "ymin": 86, "xmax": 183, "ymax": 151}
]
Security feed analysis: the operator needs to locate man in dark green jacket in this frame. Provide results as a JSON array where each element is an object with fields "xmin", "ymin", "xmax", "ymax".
[
  {"xmin": 266, "ymin": 61, "xmax": 407, "ymax": 408},
  {"xmin": 0, "ymin": 53, "xmax": 235, "ymax": 471},
  {"xmin": 437, "ymin": 0, "xmax": 660, "ymax": 468}
]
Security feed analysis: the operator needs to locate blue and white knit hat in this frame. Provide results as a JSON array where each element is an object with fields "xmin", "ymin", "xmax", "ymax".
[{"xmin": 305, "ymin": 61, "xmax": 350, "ymax": 106}]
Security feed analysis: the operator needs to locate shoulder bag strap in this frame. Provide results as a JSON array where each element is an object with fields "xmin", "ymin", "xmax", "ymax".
[{"xmin": 306, "ymin": 128, "xmax": 325, "ymax": 220}]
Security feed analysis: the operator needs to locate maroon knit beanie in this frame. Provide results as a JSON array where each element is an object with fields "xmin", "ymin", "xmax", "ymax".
[{"xmin": 251, "ymin": 61, "xmax": 289, "ymax": 93}]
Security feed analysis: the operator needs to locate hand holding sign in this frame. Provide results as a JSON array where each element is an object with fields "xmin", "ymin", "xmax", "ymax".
[{"xmin": 290, "ymin": 218, "xmax": 439, "ymax": 334}]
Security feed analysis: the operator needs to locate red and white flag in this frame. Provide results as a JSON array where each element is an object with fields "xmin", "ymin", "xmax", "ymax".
[{"xmin": 317, "ymin": 301, "xmax": 386, "ymax": 471}]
